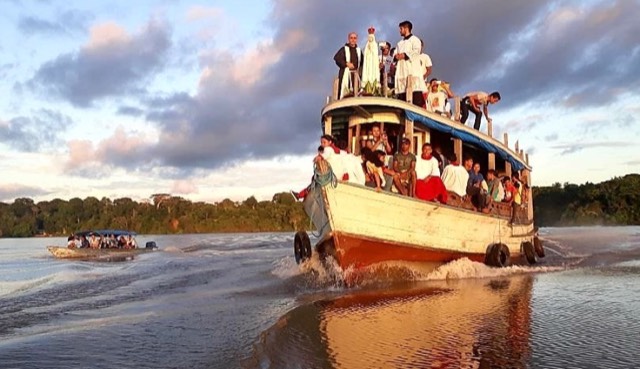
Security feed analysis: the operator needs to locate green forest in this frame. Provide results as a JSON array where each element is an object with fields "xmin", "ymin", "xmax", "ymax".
[
  {"xmin": 0, "ymin": 193, "xmax": 307, "ymax": 238},
  {"xmin": 533, "ymin": 174, "xmax": 640, "ymax": 226},
  {"xmin": 1, "ymin": 174, "xmax": 638, "ymax": 237}
]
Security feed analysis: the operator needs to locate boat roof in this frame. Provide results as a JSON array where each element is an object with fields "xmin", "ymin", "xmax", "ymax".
[
  {"xmin": 74, "ymin": 230, "xmax": 137, "ymax": 237},
  {"xmin": 321, "ymin": 97, "xmax": 531, "ymax": 172}
]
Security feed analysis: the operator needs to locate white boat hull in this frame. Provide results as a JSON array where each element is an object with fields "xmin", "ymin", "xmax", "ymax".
[{"xmin": 304, "ymin": 182, "xmax": 534, "ymax": 269}]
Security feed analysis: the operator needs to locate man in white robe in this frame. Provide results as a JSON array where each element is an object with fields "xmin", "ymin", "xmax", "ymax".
[
  {"xmin": 334, "ymin": 32, "xmax": 362, "ymax": 99},
  {"xmin": 394, "ymin": 20, "xmax": 426, "ymax": 107}
]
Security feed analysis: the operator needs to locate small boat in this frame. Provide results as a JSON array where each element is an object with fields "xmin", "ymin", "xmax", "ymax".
[
  {"xmin": 293, "ymin": 72, "xmax": 545, "ymax": 274},
  {"xmin": 47, "ymin": 230, "xmax": 158, "ymax": 260}
]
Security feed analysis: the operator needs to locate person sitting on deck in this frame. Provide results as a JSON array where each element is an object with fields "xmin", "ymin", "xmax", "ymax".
[
  {"xmin": 502, "ymin": 176, "xmax": 516, "ymax": 203},
  {"xmin": 459, "ymin": 91, "xmax": 501, "ymax": 130},
  {"xmin": 467, "ymin": 162, "xmax": 490, "ymax": 213},
  {"xmin": 415, "ymin": 143, "xmax": 448, "ymax": 203},
  {"xmin": 486, "ymin": 169, "xmax": 505, "ymax": 202},
  {"xmin": 364, "ymin": 149, "xmax": 387, "ymax": 192},
  {"xmin": 441, "ymin": 154, "xmax": 470, "ymax": 198},
  {"xmin": 392, "ymin": 138, "xmax": 417, "ymax": 196},
  {"xmin": 371, "ymin": 124, "xmax": 392, "ymax": 155}
]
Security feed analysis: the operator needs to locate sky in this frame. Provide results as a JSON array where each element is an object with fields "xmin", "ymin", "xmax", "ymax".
[{"xmin": 1, "ymin": 0, "xmax": 639, "ymax": 203}]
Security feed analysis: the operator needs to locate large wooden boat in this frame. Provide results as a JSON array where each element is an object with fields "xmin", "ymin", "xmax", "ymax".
[{"xmin": 293, "ymin": 76, "xmax": 544, "ymax": 273}]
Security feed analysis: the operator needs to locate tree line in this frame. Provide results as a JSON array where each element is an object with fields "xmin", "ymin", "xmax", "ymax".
[
  {"xmin": 532, "ymin": 174, "xmax": 640, "ymax": 226},
  {"xmin": 0, "ymin": 193, "xmax": 307, "ymax": 238},
  {"xmin": 1, "ymin": 174, "xmax": 638, "ymax": 237}
]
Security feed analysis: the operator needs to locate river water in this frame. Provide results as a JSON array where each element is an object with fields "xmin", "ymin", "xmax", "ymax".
[{"xmin": 0, "ymin": 227, "xmax": 639, "ymax": 369}]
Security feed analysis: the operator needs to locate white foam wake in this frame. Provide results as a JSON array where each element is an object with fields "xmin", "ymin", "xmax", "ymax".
[{"xmin": 419, "ymin": 257, "xmax": 565, "ymax": 281}]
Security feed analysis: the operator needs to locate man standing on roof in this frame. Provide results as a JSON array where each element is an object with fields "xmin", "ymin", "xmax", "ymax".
[
  {"xmin": 334, "ymin": 32, "xmax": 363, "ymax": 99},
  {"xmin": 394, "ymin": 20, "xmax": 426, "ymax": 107},
  {"xmin": 459, "ymin": 91, "xmax": 501, "ymax": 130}
]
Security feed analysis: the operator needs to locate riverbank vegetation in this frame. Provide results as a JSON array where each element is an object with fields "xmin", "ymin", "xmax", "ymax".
[
  {"xmin": 533, "ymin": 174, "xmax": 640, "ymax": 226},
  {"xmin": 0, "ymin": 193, "xmax": 307, "ymax": 237},
  {"xmin": 1, "ymin": 174, "xmax": 638, "ymax": 237}
]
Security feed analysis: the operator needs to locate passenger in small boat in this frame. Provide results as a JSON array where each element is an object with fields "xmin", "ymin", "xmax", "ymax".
[
  {"xmin": 441, "ymin": 154, "xmax": 470, "ymax": 198},
  {"xmin": 67, "ymin": 234, "xmax": 76, "ymax": 249},
  {"xmin": 118, "ymin": 235, "xmax": 127, "ymax": 248},
  {"xmin": 486, "ymin": 169, "xmax": 505, "ymax": 202},
  {"xmin": 459, "ymin": 91, "xmax": 501, "ymax": 130},
  {"xmin": 393, "ymin": 138, "xmax": 417, "ymax": 197},
  {"xmin": 127, "ymin": 235, "xmax": 138, "ymax": 249},
  {"xmin": 80, "ymin": 235, "xmax": 90, "ymax": 249},
  {"xmin": 334, "ymin": 32, "xmax": 363, "ymax": 99},
  {"xmin": 503, "ymin": 176, "xmax": 516, "ymax": 203},
  {"xmin": 89, "ymin": 233, "xmax": 100, "ymax": 249}
]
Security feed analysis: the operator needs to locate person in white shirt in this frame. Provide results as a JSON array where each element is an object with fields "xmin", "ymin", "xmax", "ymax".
[
  {"xmin": 415, "ymin": 143, "xmax": 440, "ymax": 179},
  {"xmin": 441, "ymin": 154, "xmax": 472, "ymax": 197},
  {"xmin": 426, "ymin": 80, "xmax": 449, "ymax": 117},
  {"xmin": 394, "ymin": 20, "xmax": 426, "ymax": 107}
]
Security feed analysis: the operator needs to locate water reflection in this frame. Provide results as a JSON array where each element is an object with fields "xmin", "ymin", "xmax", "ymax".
[{"xmin": 247, "ymin": 275, "xmax": 533, "ymax": 369}]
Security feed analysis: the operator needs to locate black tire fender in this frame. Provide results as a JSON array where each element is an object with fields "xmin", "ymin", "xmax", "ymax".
[
  {"xmin": 533, "ymin": 236, "xmax": 545, "ymax": 258},
  {"xmin": 521, "ymin": 241, "xmax": 536, "ymax": 265},
  {"xmin": 485, "ymin": 243, "xmax": 511, "ymax": 268},
  {"xmin": 294, "ymin": 231, "xmax": 311, "ymax": 264}
]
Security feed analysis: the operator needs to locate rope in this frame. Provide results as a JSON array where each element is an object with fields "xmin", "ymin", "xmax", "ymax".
[{"xmin": 313, "ymin": 160, "xmax": 337, "ymax": 189}]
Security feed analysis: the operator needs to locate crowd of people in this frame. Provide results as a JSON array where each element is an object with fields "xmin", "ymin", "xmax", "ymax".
[
  {"xmin": 67, "ymin": 233, "xmax": 138, "ymax": 249},
  {"xmin": 333, "ymin": 20, "xmax": 501, "ymax": 131},
  {"xmin": 292, "ymin": 129, "xmax": 528, "ymax": 218}
]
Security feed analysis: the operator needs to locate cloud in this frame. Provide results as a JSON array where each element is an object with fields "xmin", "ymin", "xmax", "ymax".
[
  {"xmin": 0, "ymin": 184, "xmax": 51, "ymax": 202},
  {"xmin": 27, "ymin": 18, "xmax": 171, "ymax": 107},
  {"xmin": 63, "ymin": 127, "xmax": 156, "ymax": 176},
  {"xmin": 117, "ymin": 106, "xmax": 145, "ymax": 117},
  {"xmin": 185, "ymin": 6, "xmax": 223, "ymax": 22},
  {"xmin": 171, "ymin": 180, "xmax": 198, "ymax": 194},
  {"xmin": 0, "ymin": 109, "xmax": 72, "ymax": 151},
  {"xmin": 625, "ymin": 160, "xmax": 640, "ymax": 166},
  {"xmin": 17, "ymin": 9, "xmax": 93, "ymax": 36},
  {"xmin": 39, "ymin": 0, "xmax": 639, "ymax": 176},
  {"xmin": 552, "ymin": 141, "xmax": 635, "ymax": 155}
]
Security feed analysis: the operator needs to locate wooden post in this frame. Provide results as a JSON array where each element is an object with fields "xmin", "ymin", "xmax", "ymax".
[
  {"xmin": 487, "ymin": 120, "xmax": 493, "ymax": 137},
  {"xmin": 454, "ymin": 96, "xmax": 461, "ymax": 122},
  {"xmin": 523, "ymin": 169, "xmax": 533, "ymax": 221},
  {"xmin": 454, "ymin": 138, "xmax": 463, "ymax": 163},
  {"xmin": 332, "ymin": 77, "xmax": 339, "ymax": 101},
  {"xmin": 354, "ymin": 124, "xmax": 361, "ymax": 155},
  {"xmin": 324, "ymin": 116, "xmax": 332, "ymax": 136},
  {"xmin": 488, "ymin": 153, "xmax": 496, "ymax": 170},
  {"xmin": 514, "ymin": 140, "xmax": 519, "ymax": 154},
  {"xmin": 503, "ymin": 133, "xmax": 511, "ymax": 177},
  {"xmin": 525, "ymin": 153, "xmax": 529, "ymax": 165},
  {"xmin": 382, "ymin": 70, "xmax": 388, "ymax": 97},
  {"xmin": 347, "ymin": 125, "xmax": 353, "ymax": 153},
  {"xmin": 352, "ymin": 71, "xmax": 360, "ymax": 97},
  {"xmin": 405, "ymin": 118, "xmax": 414, "ymax": 149}
]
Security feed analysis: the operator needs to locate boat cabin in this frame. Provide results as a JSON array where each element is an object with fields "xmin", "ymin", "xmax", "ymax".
[{"xmin": 320, "ymin": 75, "xmax": 534, "ymax": 224}]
